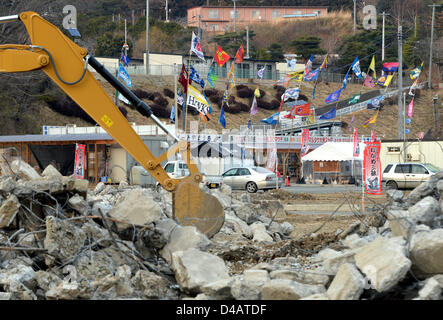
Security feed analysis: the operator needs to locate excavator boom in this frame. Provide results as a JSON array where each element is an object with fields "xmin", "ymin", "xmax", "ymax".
[{"xmin": 0, "ymin": 12, "xmax": 224, "ymax": 237}]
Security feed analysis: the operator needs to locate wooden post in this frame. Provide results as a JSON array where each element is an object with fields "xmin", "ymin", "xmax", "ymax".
[{"xmin": 94, "ymin": 143, "xmax": 98, "ymax": 184}]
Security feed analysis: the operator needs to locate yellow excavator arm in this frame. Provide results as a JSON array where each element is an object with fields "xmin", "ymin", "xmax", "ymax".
[{"xmin": 0, "ymin": 12, "xmax": 224, "ymax": 237}]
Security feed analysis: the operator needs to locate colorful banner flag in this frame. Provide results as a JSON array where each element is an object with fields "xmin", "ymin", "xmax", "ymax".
[
  {"xmin": 260, "ymin": 113, "xmax": 279, "ymax": 125},
  {"xmin": 117, "ymin": 92, "xmax": 131, "ymax": 105},
  {"xmin": 118, "ymin": 64, "xmax": 132, "ymax": 88},
  {"xmin": 409, "ymin": 62, "xmax": 423, "ymax": 80},
  {"xmin": 178, "ymin": 64, "xmax": 191, "ymax": 93},
  {"xmin": 254, "ymin": 87, "xmax": 261, "ymax": 98},
  {"xmin": 319, "ymin": 107, "xmax": 336, "ymax": 120},
  {"xmin": 303, "ymin": 67, "xmax": 320, "ymax": 82},
  {"xmin": 408, "ymin": 98, "xmax": 415, "ymax": 118},
  {"xmin": 214, "ymin": 46, "xmax": 230, "ymax": 67},
  {"xmin": 257, "ymin": 67, "xmax": 265, "ymax": 79},
  {"xmin": 287, "ymin": 70, "xmax": 304, "ymax": 82},
  {"xmin": 207, "ymin": 66, "xmax": 218, "ymax": 88},
  {"xmin": 319, "ymin": 55, "xmax": 328, "ymax": 71},
  {"xmin": 219, "ymin": 106, "xmax": 226, "ymax": 128},
  {"xmin": 369, "ymin": 56, "xmax": 376, "ymax": 79},
  {"xmin": 121, "ymin": 52, "xmax": 130, "ymax": 67},
  {"xmin": 235, "ymin": 44, "xmax": 245, "ymax": 64},
  {"xmin": 349, "ymin": 94, "xmax": 361, "ymax": 105},
  {"xmin": 363, "ymin": 141, "xmax": 382, "ymax": 195},
  {"xmin": 409, "ymin": 79, "xmax": 419, "ymax": 96},
  {"xmin": 363, "ymin": 111, "xmax": 379, "ymax": 128},
  {"xmin": 364, "ymin": 73, "xmax": 376, "ymax": 88},
  {"xmin": 189, "ymin": 65, "xmax": 205, "ymax": 88},
  {"xmin": 227, "ymin": 63, "xmax": 236, "ymax": 90},
  {"xmin": 342, "ymin": 69, "xmax": 350, "ymax": 90},
  {"xmin": 186, "ymin": 85, "xmax": 211, "ymax": 116},
  {"xmin": 266, "ymin": 147, "xmax": 278, "ymax": 174},
  {"xmin": 367, "ymin": 96, "xmax": 384, "ymax": 110},
  {"xmin": 351, "ymin": 57, "xmax": 363, "ymax": 79},
  {"xmin": 301, "ymin": 129, "xmax": 310, "ymax": 158},
  {"xmin": 250, "ymin": 96, "xmax": 258, "ymax": 116},
  {"xmin": 282, "ymin": 88, "xmax": 300, "ymax": 102},
  {"xmin": 325, "ymin": 89, "xmax": 342, "ymax": 104},
  {"xmin": 284, "ymin": 103, "xmax": 310, "ymax": 118},
  {"xmin": 308, "ymin": 108, "xmax": 316, "ymax": 124},
  {"xmin": 177, "ymin": 90, "xmax": 184, "ymax": 106},
  {"xmin": 74, "ymin": 144, "xmax": 86, "ymax": 179},
  {"xmin": 286, "ymin": 58, "xmax": 297, "ymax": 70},
  {"xmin": 191, "ymin": 32, "xmax": 205, "ymax": 61},
  {"xmin": 419, "ymin": 132, "xmax": 424, "ymax": 140},
  {"xmin": 305, "ymin": 55, "xmax": 314, "ymax": 75},
  {"xmin": 353, "ymin": 128, "xmax": 360, "ymax": 158},
  {"xmin": 382, "ymin": 62, "xmax": 399, "ymax": 72},
  {"xmin": 377, "ymin": 75, "xmax": 393, "ymax": 87}
]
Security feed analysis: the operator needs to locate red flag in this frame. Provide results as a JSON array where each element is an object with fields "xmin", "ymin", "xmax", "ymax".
[
  {"xmin": 178, "ymin": 64, "xmax": 192, "ymax": 93},
  {"xmin": 214, "ymin": 46, "xmax": 231, "ymax": 67},
  {"xmin": 284, "ymin": 103, "xmax": 311, "ymax": 119},
  {"xmin": 235, "ymin": 44, "xmax": 245, "ymax": 64},
  {"xmin": 364, "ymin": 142, "xmax": 382, "ymax": 195},
  {"xmin": 364, "ymin": 73, "xmax": 375, "ymax": 88}
]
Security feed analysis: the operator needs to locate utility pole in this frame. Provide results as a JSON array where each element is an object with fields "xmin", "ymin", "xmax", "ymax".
[
  {"xmin": 165, "ymin": 0, "xmax": 169, "ymax": 22},
  {"xmin": 146, "ymin": 0, "xmax": 150, "ymax": 75},
  {"xmin": 132, "ymin": 10, "xmax": 135, "ymax": 25},
  {"xmin": 245, "ymin": 26, "xmax": 250, "ymax": 59},
  {"xmin": 403, "ymin": 92, "xmax": 407, "ymax": 162},
  {"xmin": 428, "ymin": 4, "xmax": 441, "ymax": 89},
  {"xmin": 233, "ymin": 0, "xmax": 237, "ymax": 33},
  {"xmin": 353, "ymin": 0, "xmax": 357, "ymax": 34},
  {"xmin": 379, "ymin": 12, "xmax": 386, "ymax": 61},
  {"xmin": 198, "ymin": 15, "xmax": 202, "ymax": 41},
  {"xmin": 398, "ymin": 25, "xmax": 404, "ymax": 141}
]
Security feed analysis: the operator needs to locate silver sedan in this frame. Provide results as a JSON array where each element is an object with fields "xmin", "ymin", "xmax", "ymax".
[{"xmin": 221, "ymin": 167, "xmax": 281, "ymax": 193}]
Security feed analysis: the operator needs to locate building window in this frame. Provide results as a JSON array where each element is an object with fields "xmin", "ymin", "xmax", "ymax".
[
  {"xmin": 251, "ymin": 10, "xmax": 260, "ymax": 19},
  {"xmin": 387, "ymin": 146, "xmax": 401, "ymax": 153},
  {"xmin": 272, "ymin": 10, "xmax": 281, "ymax": 18},
  {"xmin": 210, "ymin": 24, "xmax": 219, "ymax": 31},
  {"xmin": 209, "ymin": 9, "xmax": 219, "ymax": 19},
  {"xmin": 230, "ymin": 10, "xmax": 239, "ymax": 19}
]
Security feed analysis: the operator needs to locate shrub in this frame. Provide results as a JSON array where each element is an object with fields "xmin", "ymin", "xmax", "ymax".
[
  {"xmin": 46, "ymin": 94, "xmax": 95, "ymax": 124},
  {"xmin": 270, "ymin": 100, "xmax": 281, "ymax": 109},
  {"xmin": 150, "ymin": 104, "xmax": 170, "ymax": 118},
  {"xmin": 257, "ymin": 100, "xmax": 273, "ymax": 110},
  {"xmin": 228, "ymin": 95, "xmax": 236, "ymax": 105},
  {"xmin": 237, "ymin": 87, "xmax": 254, "ymax": 98},
  {"xmin": 224, "ymin": 103, "xmax": 242, "ymax": 114},
  {"xmin": 235, "ymin": 84, "xmax": 248, "ymax": 90},
  {"xmin": 204, "ymin": 88, "xmax": 219, "ymax": 97},
  {"xmin": 131, "ymin": 88, "xmax": 150, "ymax": 99},
  {"xmin": 163, "ymin": 88, "xmax": 174, "ymax": 99},
  {"xmin": 153, "ymin": 95, "xmax": 169, "ymax": 107},
  {"xmin": 237, "ymin": 102, "xmax": 250, "ymax": 112}
]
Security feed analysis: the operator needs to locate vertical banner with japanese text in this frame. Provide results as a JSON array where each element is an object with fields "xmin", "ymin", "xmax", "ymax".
[
  {"xmin": 363, "ymin": 141, "xmax": 382, "ymax": 195},
  {"xmin": 74, "ymin": 143, "xmax": 86, "ymax": 179},
  {"xmin": 300, "ymin": 129, "xmax": 310, "ymax": 159},
  {"xmin": 353, "ymin": 128, "xmax": 360, "ymax": 157}
]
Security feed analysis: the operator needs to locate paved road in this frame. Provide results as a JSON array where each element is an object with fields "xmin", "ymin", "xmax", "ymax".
[{"xmin": 282, "ymin": 184, "xmax": 362, "ymax": 194}]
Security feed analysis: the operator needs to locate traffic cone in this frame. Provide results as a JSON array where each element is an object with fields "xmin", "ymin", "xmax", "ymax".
[{"xmin": 286, "ymin": 176, "xmax": 290, "ymax": 187}]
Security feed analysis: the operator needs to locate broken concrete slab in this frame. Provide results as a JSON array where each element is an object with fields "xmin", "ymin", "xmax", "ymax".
[
  {"xmin": 201, "ymin": 278, "xmax": 234, "ymax": 300},
  {"xmin": 171, "ymin": 248, "xmax": 230, "ymax": 294},
  {"xmin": 250, "ymin": 222, "xmax": 273, "ymax": 243},
  {"xmin": 410, "ymin": 229, "xmax": 443, "ymax": 275},
  {"xmin": 68, "ymin": 194, "xmax": 88, "ymax": 214},
  {"xmin": 408, "ymin": 196, "xmax": 440, "ymax": 226},
  {"xmin": 387, "ymin": 210, "xmax": 414, "ymax": 239},
  {"xmin": 0, "ymin": 194, "xmax": 20, "ymax": 228},
  {"xmin": 300, "ymin": 293, "xmax": 329, "ymax": 300},
  {"xmin": 108, "ymin": 188, "xmax": 163, "ymax": 231},
  {"xmin": 355, "ymin": 237, "xmax": 411, "ymax": 292},
  {"xmin": 327, "ymin": 263, "xmax": 366, "ymax": 300},
  {"xmin": 261, "ymin": 279, "xmax": 326, "ymax": 300},
  {"xmin": 44, "ymin": 216, "xmax": 86, "ymax": 263},
  {"xmin": 160, "ymin": 225, "xmax": 211, "ymax": 265},
  {"xmin": 10, "ymin": 160, "xmax": 41, "ymax": 181},
  {"xmin": 94, "ymin": 182, "xmax": 106, "ymax": 195},
  {"xmin": 386, "ymin": 189, "xmax": 404, "ymax": 203},
  {"xmin": 0, "ymin": 177, "xmax": 16, "ymax": 194},
  {"xmin": 415, "ymin": 277, "xmax": 442, "ymax": 300},
  {"xmin": 42, "ymin": 165, "xmax": 63, "ymax": 181},
  {"xmin": 270, "ymin": 269, "xmax": 330, "ymax": 286},
  {"xmin": 231, "ymin": 270, "xmax": 270, "ymax": 300},
  {"xmin": 224, "ymin": 213, "xmax": 253, "ymax": 239},
  {"xmin": 131, "ymin": 270, "xmax": 178, "ymax": 299}
]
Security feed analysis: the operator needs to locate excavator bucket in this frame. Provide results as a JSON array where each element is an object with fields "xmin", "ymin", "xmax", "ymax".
[{"xmin": 173, "ymin": 180, "xmax": 224, "ymax": 238}]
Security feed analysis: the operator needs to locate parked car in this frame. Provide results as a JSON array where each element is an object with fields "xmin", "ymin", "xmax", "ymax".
[
  {"xmin": 202, "ymin": 174, "xmax": 223, "ymax": 189},
  {"xmin": 382, "ymin": 163, "xmax": 441, "ymax": 189},
  {"xmin": 221, "ymin": 167, "xmax": 282, "ymax": 193}
]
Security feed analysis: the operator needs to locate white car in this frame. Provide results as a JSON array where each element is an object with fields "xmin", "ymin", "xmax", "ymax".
[
  {"xmin": 221, "ymin": 167, "xmax": 282, "ymax": 193},
  {"xmin": 382, "ymin": 163, "xmax": 440, "ymax": 189}
]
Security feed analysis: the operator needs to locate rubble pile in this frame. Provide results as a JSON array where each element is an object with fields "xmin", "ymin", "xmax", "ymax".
[{"xmin": 0, "ymin": 159, "xmax": 442, "ymax": 300}]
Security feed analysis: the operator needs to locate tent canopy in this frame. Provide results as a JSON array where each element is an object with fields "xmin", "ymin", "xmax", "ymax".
[{"xmin": 302, "ymin": 142, "xmax": 365, "ymax": 162}]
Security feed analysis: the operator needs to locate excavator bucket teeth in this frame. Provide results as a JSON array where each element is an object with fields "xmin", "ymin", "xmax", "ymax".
[{"xmin": 173, "ymin": 181, "xmax": 224, "ymax": 238}]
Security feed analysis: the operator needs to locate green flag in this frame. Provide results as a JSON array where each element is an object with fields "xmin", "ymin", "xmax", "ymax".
[
  {"xmin": 207, "ymin": 66, "xmax": 219, "ymax": 88},
  {"xmin": 349, "ymin": 94, "xmax": 361, "ymax": 105}
]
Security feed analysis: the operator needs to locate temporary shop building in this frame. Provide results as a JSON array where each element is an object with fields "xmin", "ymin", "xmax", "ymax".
[{"xmin": 301, "ymin": 142, "xmax": 366, "ymax": 184}]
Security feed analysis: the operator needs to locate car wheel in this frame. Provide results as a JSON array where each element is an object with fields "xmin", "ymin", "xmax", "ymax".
[
  {"xmin": 386, "ymin": 181, "xmax": 398, "ymax": 190},
  {"xmin": 246, "ymin": 182, "xmax": 258, "ymax": 193}
]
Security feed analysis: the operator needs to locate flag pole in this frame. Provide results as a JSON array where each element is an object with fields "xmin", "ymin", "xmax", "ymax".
[{"xmin": 184, "ymin": 49, "xmax": 192, "ymax": 134}]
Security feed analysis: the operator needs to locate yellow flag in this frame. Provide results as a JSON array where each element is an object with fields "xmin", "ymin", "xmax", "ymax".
[
  {"xmin": 288, "ymin": 71, "xmax": 304, "ymax": 82},
  {"xmin": 369, "ymin": 56, "xmax": 376, "ymax": 79},
  {"xmin": 384, "ymin": 75, "xmax": 394, "ymax": 87},
  {"xmin": 363, "ymin": 111, "xmax": 379, "ymax": 128},
  {"xmin": 254, "ymin": 87, "xmax": 261, "ymax": 98}
]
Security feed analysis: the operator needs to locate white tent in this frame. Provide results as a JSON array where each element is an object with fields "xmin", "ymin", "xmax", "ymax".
[
  {"xmin": 301, "ymin": 142, "xmax": 366, "ymax": 162},
  {"xmin": 301, "ymin": 142, "xmax": 366, "ymax": 184}
]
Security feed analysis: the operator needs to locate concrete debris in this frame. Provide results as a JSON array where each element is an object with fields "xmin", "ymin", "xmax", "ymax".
[{"xmin": 1, "ymin": 163, "xmax": 443, "ymax": 300}]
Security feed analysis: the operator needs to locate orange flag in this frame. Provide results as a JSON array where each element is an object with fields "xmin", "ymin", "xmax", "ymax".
[
  {"xmin": 214, "ymin": 46, "xmax": 231, "ymax": 67},
  {"xmin": 235, "ymin": 44, "xmax": 245, "ymax": 64}
]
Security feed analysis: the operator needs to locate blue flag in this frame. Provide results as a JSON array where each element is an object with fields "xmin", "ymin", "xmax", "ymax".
[
  {"xmin": 312, "ymin": 83, "xmax": 317, "ymax": 100},
  {"xmin": 260, "ymin": 113, "xmax": 279, "ymax": 125},
  {"xmin": 351, "ymin": 57, "xmax": 362, "ymax": 79},
  {"xmin": 247, "ymin": 119, "xmax": 252, "ymax": 129},
  {"xmin": 303, "ymin": 67, "xmax": 320, "ymax": 82},
  {"xmin": 319, "ymin": 107, "xmax": 336, "ymax": 120},
  {"xmin": 342, "ymin": 69, "xmax": 350, "ymax": 90},
  {"xmin": 202, "ymin": 92, "xmax": 213, "ymax": 114},
  {"xmin": 325, "ymin": 88, "xmax": 342, "ymax": 104},
  {"xmin": 219, "ymin": 106, "xmax": 226, "ymax": 128},
  {"xmin": 118, "ymin": 64, "xmax": 132, "ymax": 88},
  {"xmin": 170, "ymin": 106, "xmax": 175, "ymax": 124},
  {"xmin": 121, "ymin": 53, "xmax": 130, "ymax": 67},
  {"xmin": 190, "ymin": 65, "xmax": 205, "ymax": 88}
]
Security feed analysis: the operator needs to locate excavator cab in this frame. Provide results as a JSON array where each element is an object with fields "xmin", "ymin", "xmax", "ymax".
[{"xmin": 0, "ymin": 12, "xmax": 224, "ymax": 237}]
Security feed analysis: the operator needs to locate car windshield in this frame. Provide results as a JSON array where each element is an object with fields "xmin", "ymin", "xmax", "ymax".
[
  {"xmin": 425, "ymin": 163, "xmax": 441, "ymax": 173},
  {"xmin": 251, "ymin": 167, "xmax": 273, "ymax": 174},
  {"xmin": 178, "ymin": 163, "xmax": 188, "ymax": 169}
]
